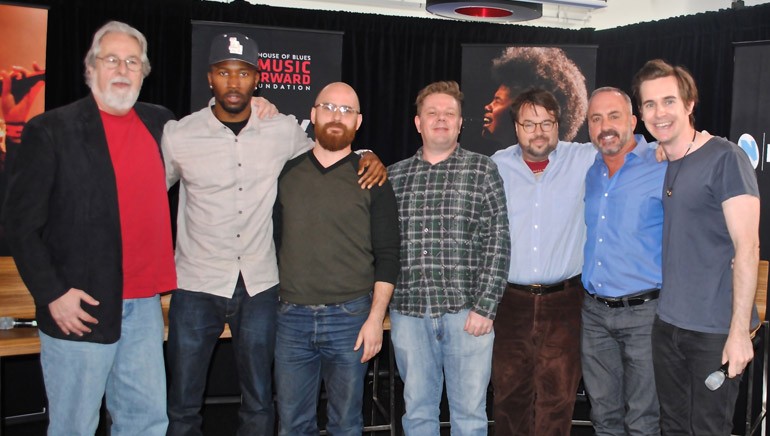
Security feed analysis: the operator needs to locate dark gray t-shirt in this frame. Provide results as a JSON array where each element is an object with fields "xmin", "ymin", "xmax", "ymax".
[{"xmin": 659, "ymin": 136, "xmax": 759, "ymax": 334}]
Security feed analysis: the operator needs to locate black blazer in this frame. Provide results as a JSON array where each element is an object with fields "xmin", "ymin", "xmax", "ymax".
[{"xmin": 2, "ymin": 95, "xmax": 174, "ymax": 343}]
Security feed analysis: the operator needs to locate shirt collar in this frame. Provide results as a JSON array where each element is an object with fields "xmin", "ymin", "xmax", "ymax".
[
  {"xmin": 511, "ymin": 140, "xmax": 564, "ymax": 162},
  {"xmin": 414, "ymin": 143, "xmax": 464, "ymax": 164},
  {"xmin": 205, "ymin": 104, "xmax": 260, "ymax": 134},
  {"xmin": 630, "ymin": 134, "xmax": 650, "ymax": 158},
  {"xmin": 591, "ymin": 134, "xmax": 650, "ymax": 164}
]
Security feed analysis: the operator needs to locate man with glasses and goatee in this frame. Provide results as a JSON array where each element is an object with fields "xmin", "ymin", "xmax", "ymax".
[{"xmin": 490, "ymin": 88, "xmax": 597, "ymax": 436}]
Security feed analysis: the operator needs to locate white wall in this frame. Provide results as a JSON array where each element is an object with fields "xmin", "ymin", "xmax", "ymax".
[{"xmin": 213, "ymin": 0, "xmax": 768, "ymax": 30}]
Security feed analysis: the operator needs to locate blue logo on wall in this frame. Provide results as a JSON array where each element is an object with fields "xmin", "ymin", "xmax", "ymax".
[{"xmin": 739, "ymin": 134, "xmax": 760, "ymax": 169}]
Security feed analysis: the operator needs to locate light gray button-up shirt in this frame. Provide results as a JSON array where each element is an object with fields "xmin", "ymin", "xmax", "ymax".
[{"xmin": 162, "ymin": 106, "xmax": 312, "ymax": 297}]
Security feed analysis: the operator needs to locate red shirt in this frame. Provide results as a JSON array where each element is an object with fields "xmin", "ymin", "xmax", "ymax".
[{"xmin": 101, "ymin": 109, "xmax": 176, "ymax": 299}]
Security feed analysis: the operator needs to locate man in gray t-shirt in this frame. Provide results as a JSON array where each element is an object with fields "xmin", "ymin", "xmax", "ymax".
[{"xmin": 632, "ymin": 59, "xmax": 760, "ymax": 435}]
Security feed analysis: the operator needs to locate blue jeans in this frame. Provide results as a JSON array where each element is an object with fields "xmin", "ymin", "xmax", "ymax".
[
  {"xmin": 581, "ymin": 296, "xmax": 660, "ymax": 436},
  {"xmin": 166, "ymin": 284, "xmax": 278, "ymax": 436},
  {"xmin": 390, "ymin": 309, "xmax": 493, "ymax": 436},
  {"xmin": 652, "ymin": 316, "xmax": 740, "ymax": 435},
  {"xmin": 39, "ymin": 295, "xmax": 167, "ymax": 436},
  {"xmin": 274, "ymin": 293, "xmax": 371, "ymax": 436}
]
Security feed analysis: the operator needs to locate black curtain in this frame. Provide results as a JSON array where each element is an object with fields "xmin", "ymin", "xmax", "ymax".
[
  {"xmin": 8, "ymin": 0, "xmax": 770, "ymax": 164},
  {"xmin": 595, "ymin": 5, "xmax": 770, "ymax": 140}
]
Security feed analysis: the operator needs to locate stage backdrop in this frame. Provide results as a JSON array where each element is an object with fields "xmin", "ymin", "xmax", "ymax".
[
  {"xmin": 0, "ymin": 2, "xmax": 47, "ymax": 256},
  {"xmin": 731, "ymin": 41, "xmax": 770, "ymax": 261},
  {"xmin": 461, "ymin": 44, "xmax": 597, "ymax": 156},
  {"xmin": 191, "ymin": 21, "xmax": 342, "ymax": 137}
]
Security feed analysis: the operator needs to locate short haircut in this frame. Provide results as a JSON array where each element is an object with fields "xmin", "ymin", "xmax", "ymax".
[
  {"xmin": 590, "ymin": 86, "xmax": 634, "ymax": 116},
  {"xmin": 631, "ymin": 59, "xmax": 698, "ymax": 126},
  {"xmin": 415, "ymin": 80, "xmax": 463, "ymax": 115},
  {"xmin": 510, "ymin": 88, "xmax": 561, "ymax": 125},
  {"xmin": 491, "ymin": 47, "xmax": 587, "ymax": 140},
  {"xmin": 84, "ymin": 20, "xmax": 151, "ymax": 86}
]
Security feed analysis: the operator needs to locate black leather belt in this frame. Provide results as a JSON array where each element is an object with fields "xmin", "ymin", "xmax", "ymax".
[
  {"xmin": 586, "ymin": 288, "xmax": 660, "ymax": 308},
  {"xmin": 507, "ymin": 275, "xmax": 582, "ymax": 296}
]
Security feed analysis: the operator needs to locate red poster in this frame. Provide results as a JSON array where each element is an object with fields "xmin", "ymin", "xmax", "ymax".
[{"xmin": 0, "ymin": 3, "xmax": 48, "ymax": 254}]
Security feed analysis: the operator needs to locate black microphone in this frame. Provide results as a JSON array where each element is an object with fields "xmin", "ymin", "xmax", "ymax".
[{"xmin": 705, "ymin": 362, "xmax": 730, "ymax": 391}]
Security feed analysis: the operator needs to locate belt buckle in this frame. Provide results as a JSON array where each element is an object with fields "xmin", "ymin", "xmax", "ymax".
[{"xmin": 529, "ymin": 284, "xmax": 546, "ymax": 295}]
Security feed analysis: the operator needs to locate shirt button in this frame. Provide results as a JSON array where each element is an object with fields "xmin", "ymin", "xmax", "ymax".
[
  {"xmin": 423, "ymin": 228, "xmax": 429, "ymax": 233},
  {"xmin": 422, "ymin": 250, "xmax": 428, "ymax": 255},
  {"xmin": 533, "ymin": 268, "xmax": 538, "ymax": 273},
  {"xmin": 533, "ymin": 247, "xmax": 537, "ymax": 251},
  {"xmin": 604, "ymin": 193, "xmax": 608, "ymax": 197},
  {"xmin": 534, "ymin": 224, "xmax": 538, "ymax": 229},
  {"xmin": 237, "ymin": 256, "xmax": 241, "ymax": 260},
  {"xmin": 235, "ymin": 138, "xmax": 239, "ymax": 143},
  {"xmin": 237, "ymin": 234, "xmax": 240, "ymax": 238},
  {"xmin": 598, "ymin": 283, "xmax": 603, "ymax": 288},
  {"xmin": 238, "ymin": 163, "xmax": 242, "ymax": 167},
  {"xmin": 599, "ymin": 238, "xmax": 603, "ymax": 243},
  {"xmin": 239, "ymin": 187, "xmax": 243, "ymax": 191},
  {"xmin": 601, "ymin": 215, "xmax": 605, "ymax": 220},
  {"xmin": 239, "ymin": 210, "xmax": 243, "ymax": 214},
  {"xmin": 597, "ymin": 261, "xmax": 602, "ymax": 266}
]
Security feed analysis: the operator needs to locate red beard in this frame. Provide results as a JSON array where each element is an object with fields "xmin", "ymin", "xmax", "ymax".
[{"xmin": 315, "ymin": 121, "xmax": 355, "ymax": 151}]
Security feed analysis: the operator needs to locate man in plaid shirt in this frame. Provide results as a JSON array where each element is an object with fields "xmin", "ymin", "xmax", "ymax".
[{"xmin": 388, "ymin": 80, "xmax": 511, "ymax": 435}]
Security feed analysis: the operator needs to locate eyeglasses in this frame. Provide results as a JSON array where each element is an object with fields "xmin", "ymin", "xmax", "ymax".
[
  {"xmin": 315, "ymin": 103, "xmax": 360, "ymax": 117},
  {"xmin": 96, "ymin": 56, "xmax": 143, "ymax": 72},
  {"xmin": 516, "ymin": 120, "xmax": 557, "ymax": 133}
]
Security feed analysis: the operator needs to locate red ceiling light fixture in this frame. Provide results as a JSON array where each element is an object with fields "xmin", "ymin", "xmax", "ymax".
[{"xmin": 426, "ymin": 0, "xmax": 543, "ymax": 22}]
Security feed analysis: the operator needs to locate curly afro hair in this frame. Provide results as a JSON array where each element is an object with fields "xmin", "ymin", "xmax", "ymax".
[{"xmin": 491, "ymin": 47, "xmax": 587, "ymax": 141}]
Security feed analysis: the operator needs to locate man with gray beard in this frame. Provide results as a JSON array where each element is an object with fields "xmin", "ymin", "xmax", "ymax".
[
  {"xmin": 580, "ymin": 87, "xmax": 665, "ymax": 435},
  {"xmin": 272, "ymin": 82, "xmax": 400, "ymax": 436},
  {"xmin": 2, "ymin": 21, "xmax": 176, "ymax": 435}
]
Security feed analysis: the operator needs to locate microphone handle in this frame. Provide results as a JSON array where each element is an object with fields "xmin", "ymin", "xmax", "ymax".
[{"xmin": 14, "ymin": 318, "xmax": 38, "ymax": 328}]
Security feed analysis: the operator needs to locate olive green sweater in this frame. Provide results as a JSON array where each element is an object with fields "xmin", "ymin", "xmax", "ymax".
[{"xmin": 275, "ymin": 151, "xmax": 400, "ymax": 305}]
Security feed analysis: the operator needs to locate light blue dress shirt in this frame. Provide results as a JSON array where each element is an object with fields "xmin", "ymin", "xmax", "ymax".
[
  {"xmin": 582, "ymin": 135, "xmax": 666, "ymax": 297},
  {"xmin": 492, "ymin": 141, "xmax": 596, "ymax": 285}
]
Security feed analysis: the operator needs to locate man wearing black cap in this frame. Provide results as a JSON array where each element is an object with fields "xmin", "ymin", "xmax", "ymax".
[{"xmin": 163, "ymin": 33, "xmax": 386, "ymax": 436}]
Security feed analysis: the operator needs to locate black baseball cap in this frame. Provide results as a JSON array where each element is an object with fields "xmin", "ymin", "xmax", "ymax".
[{"xmin": 208, "ymin": 33, "xmax": 259, "ymax": 69}]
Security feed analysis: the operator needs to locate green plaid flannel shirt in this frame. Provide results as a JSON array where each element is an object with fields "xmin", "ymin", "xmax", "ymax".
[{"xmin": 388, "ymin": 146, "xmax": 511, "ymax": 319}]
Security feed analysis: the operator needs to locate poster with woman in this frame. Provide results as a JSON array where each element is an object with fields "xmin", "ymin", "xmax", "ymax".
[{"xmin": 461, "ymin": 44, "xmax": 596, "ymax": 156}]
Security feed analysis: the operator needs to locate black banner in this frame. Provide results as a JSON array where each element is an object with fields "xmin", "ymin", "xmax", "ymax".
[
  {"xmin": 461, "ymin": 44, "xmax": 597, "ymax": 156},
  {"xmin": 191, "ymin": 21, "xmax": 343, "ymax": 137},
  {"xmin": 731, "ymin": 41, "xmax": 770, "ymax": 259}
]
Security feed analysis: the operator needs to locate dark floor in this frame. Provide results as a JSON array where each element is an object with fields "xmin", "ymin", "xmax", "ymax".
[
  {"xmin": 2, "ymin": 406, "xmax": 597, "ymax": 436},
  {"xmin": 2, "ymin": 343, "xmax": 597, "ymax": 435},
  {"xmin": 3, "ymin": 333, "xmax": 767, "ymax": 436}
]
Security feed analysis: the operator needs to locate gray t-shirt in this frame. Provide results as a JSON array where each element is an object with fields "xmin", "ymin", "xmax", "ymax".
[{"xmin": 658, "ymin": 136, "xmax": 759, "ymax": 334}]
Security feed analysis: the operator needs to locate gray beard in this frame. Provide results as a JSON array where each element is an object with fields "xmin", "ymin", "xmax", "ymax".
[{"xmin": 91, "ymin": 80, "xmax": 141, "ymax": 112}]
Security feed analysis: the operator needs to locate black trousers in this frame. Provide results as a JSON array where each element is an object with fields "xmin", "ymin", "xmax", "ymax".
[{"xmin": 652, "ymin": 316, "xmax": 741, "ymax": 435}]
